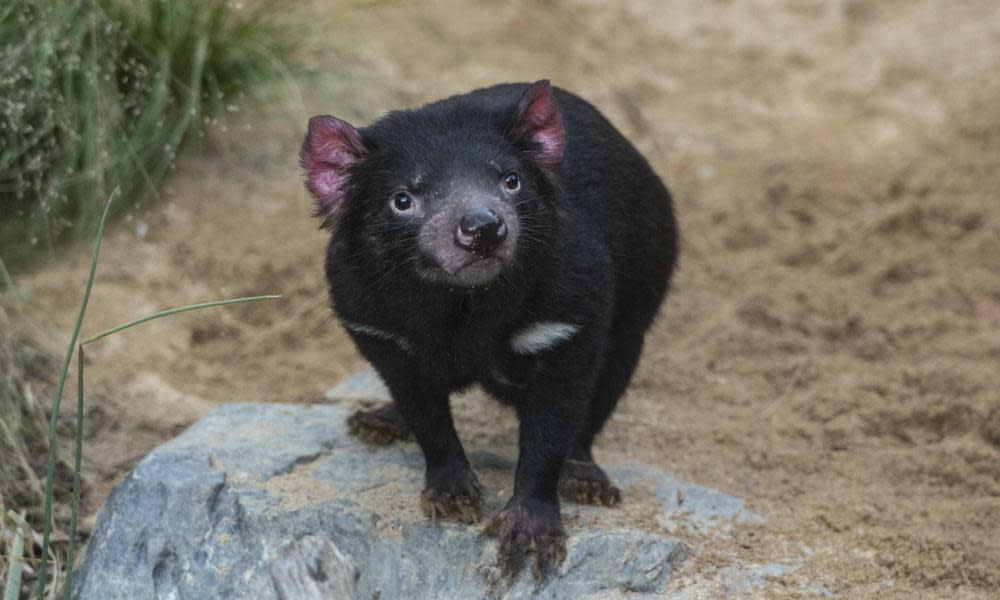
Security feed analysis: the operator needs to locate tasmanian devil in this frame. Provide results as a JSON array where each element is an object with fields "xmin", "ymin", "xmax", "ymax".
[{"xmin": 300, "ymin": 80, "xmax": 678, "ymax": 579}]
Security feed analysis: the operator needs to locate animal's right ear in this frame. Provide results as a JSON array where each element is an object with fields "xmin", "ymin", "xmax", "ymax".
[{"xmin": 300, "ymin": 115, "xmax": 367, "ymax": 218}]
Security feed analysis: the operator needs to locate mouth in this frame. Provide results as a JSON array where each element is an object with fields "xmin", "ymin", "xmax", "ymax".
[
  {"xmin": 417, "ymin": 254, "xmax": 507, "ymax": 288},
  {"xmin": 448, "ymin": 255, "xmax": 504, "ymax": 275}
]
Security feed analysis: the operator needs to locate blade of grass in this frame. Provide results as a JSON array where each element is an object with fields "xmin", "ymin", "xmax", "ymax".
[
  {"xmin": 35, "ymin": 189, "xmax": 118, "ymax": 600},
  {"xmin": 60, "ymin": 346, "xmax": 85, "ymax": 600},
  {"xmin": 0, "ymin": 257, "xmax": 17, "ymax": 298},
  {"xmin": 3, "ymin": 515, "xmax": 25, "ymax": 600},
  {"xmin": 81, "ymin": 295, "xmax": 281, "ymax": 346}
]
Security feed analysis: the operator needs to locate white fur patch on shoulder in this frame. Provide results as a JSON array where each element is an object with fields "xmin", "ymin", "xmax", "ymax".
[
  {"xmin": 341, "ymin": 319, "xmax": 413, "ymax": 353},
  {"xmin": 510, "ymin": 322, "xmax": 580, "ymax": 355}
]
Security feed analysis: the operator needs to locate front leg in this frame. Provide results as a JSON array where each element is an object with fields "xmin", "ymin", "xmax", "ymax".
[
  {"xmin": 486, "ymin": 357, "xmax": 596, "ymax": 581},
  {"xmin": 360, "ymin": 342, "xmax": 484, "ymax": 524},
  {"xmin": 486, "ymin": 404, "xmax": 576, "ymax": 580},
  {"xmin": 393, "ymin": 378, "xmax": 484, "ymax": 524}
]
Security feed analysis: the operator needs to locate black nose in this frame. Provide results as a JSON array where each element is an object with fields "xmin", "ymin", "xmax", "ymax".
[{"xmin": 455, "ymin": 209, "xmax": 507, "ymax": 257}]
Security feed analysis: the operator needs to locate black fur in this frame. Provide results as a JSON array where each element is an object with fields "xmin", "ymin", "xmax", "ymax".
[{"xmin": 304, "ymin": 82, "xmax": 678, "ymax": 580}]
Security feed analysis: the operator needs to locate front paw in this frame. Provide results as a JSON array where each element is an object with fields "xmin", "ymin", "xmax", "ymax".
[
  {"xmin": 485, "ymin": 499, "xmax": 567, "ymax": 582},
  {"xmin": 421, "ymin": 466, "xmax": 484, "ymax": 524}
]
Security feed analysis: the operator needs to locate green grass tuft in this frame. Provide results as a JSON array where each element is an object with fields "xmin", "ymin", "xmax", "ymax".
[{"xmin": 0, "ymin": 0, "xmax": 297, "ymax": 270}]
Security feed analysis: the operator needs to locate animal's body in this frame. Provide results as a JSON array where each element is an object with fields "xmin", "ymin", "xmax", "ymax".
[{"xmin": 300, "ymin": 80, "xmax": 677, "ymax": 579}]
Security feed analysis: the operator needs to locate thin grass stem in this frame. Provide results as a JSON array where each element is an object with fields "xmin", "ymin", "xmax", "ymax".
[
  {"xmin": 81, "ymin": 295, "xmax": 281, "ymax": 347},
  {"xmin": 3, "ymin": 515, "xmax": 25, "ymax": 600},
  {"xmin": 35, "ymin": 190, "xmax": 117, "ymax": 600},
  {"xmin": 60, "ymin": 346, "xmax": 85, "ymax": 600}
]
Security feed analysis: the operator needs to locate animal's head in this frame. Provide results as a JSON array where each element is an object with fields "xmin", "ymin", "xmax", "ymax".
[{"xmin": 300, "ymin": 80, "xmax": 565, "ymax": 288}]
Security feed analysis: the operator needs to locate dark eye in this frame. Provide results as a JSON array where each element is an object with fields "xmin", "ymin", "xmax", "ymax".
[
  {"xmin": 503, "ymin": 172, "xmax": 520, "ymax": 191},
  {"xmin": 391, "ymin": 192, "xmax": 413, "ymax": 213}
]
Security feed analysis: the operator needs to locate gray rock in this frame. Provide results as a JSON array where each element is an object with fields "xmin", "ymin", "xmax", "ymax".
[
  {"xmin": 325, "ymin": 368, "xmax": 390, "ymax": 401},
  {"xmin": 72, "ymin": 375, "xmax": 761, "ymax": 599}
]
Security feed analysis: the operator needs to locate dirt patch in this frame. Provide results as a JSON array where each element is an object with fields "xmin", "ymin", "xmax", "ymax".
[{"xmin": 15, "ymin": 0, "xmax": 1000, "ymax": 597}]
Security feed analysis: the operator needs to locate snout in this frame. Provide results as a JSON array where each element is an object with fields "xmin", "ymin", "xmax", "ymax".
[
  {"xmin": 454, "ymin": 209, "xmax": 508, "ymax": 257},
  {"xmin": 417, "ymin": 197, "xmax": 518, "ymax": 287}
]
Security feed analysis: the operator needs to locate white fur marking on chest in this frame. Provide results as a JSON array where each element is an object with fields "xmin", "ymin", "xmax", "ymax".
[
  {"xmin": 341, "ymin": 319, "xmax": 414, "ymax": 353},
  {"xmin": 510, "ymin": 322, "xmax": 580, "ymax": 355}
]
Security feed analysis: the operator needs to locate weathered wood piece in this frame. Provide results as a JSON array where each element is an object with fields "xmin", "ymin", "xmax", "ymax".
[{"xmin": 269, "ymin": 535, "xmax": 357, "ymax": 600}]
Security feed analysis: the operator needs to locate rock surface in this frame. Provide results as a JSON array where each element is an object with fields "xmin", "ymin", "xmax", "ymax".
[{"xmin": 72, "ymin": 372, "xmax": 762, "ymax": 599}]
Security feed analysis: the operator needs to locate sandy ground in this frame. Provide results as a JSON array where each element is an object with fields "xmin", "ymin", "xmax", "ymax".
[{"xmin": 15, "ymin": 0, "xmax": 1000, "ymax": 597}]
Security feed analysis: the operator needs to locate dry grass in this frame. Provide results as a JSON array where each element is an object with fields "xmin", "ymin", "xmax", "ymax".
[{"xmin": 0, "ymin": 296, "xmax": 69, "ymax": 599}]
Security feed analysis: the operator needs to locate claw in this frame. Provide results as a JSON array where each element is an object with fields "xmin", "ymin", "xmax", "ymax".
[
  {"xmin": 421, "ymin": 483, "xmax": 484, "ymax": 524},
  {"xmin": 559, "ymin": 459, "xmax": 622, "ymax": 507},
  {"xmin": 420, "ymin": 468, "xmax": 484, "ymax": 524},
  {"xmin": 347, "ymin": 403, "xmax": 411, "ymax": 446},
  {"xmin": 486, "ymin": 500, "xmax": 567, "ymax": 583}
]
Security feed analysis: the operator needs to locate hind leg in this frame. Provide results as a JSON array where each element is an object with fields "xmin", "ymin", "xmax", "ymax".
[
  {"xmin": 347, "ymin": 402, "xmax": 412, "ymax": 445},
  {"xmin": 559, "ymin": 328, "xmax": 646, "ymax": 507},
  {"xmin": 559, "ymin": 455, "xmax": 622, "ymax": 506}
]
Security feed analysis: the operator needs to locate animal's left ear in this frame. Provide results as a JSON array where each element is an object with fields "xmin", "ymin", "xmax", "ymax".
[{"xmin": 512, "ymin": 80, "xmax": 565, "ymax": 171}]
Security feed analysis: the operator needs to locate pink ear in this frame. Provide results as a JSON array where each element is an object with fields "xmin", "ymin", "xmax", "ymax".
[
  {"xmin": 513, "ymin": 80, "xmax": 565, "ymax": 170},
  {"xmin": 300, "ymin": 115, "xmax": 367, "ymax": 216}
]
